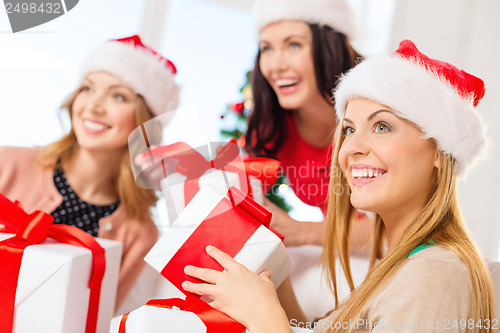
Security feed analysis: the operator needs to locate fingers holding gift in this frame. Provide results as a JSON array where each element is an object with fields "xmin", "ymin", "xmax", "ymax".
[
  {"xmin": 205, "ymin": 245, "xmax": 240, "ymax": 271},
  {"xmin": 184, "ymin": 263, "xmax": 221, "ymax": 283},
  {"xmin": 181, "ymin": 279, "xmax": 216, "ymax": 297},
  {"xmin": 182, "ymin": 246, "xmax": 285, "ymax": 330}
]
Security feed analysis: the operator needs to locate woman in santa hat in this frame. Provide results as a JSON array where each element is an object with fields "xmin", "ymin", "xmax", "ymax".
[
  {"xmin": 245, "ymin": 0, "xmax": 373, "ymax": 321},
  {"xmin": 183, "ymin": 40, "xmax": 495, "ymax": 332},
  {"xmin": 0, "ymin": 35, "xmax": 180, "ymax": 312}
]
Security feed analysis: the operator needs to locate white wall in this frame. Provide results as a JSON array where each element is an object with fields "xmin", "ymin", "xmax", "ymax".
[{"xmin": 388, "ymin": 0, "xmax": 500, "ymax": 259}]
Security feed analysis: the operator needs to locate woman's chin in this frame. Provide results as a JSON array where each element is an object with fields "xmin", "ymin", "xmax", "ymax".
[{"xmin": 350, "ymin": 198, "xmax": 376, "ymax": 214}]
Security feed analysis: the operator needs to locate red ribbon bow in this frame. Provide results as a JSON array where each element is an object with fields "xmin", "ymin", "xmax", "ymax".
[
  {"xmin": 141, "ymin": 139, "xmax": 281, "ymax": 202},
  {"xmin": 0, "ymin": 194, "xmax": 106, "ymax": 333},
  {"xmin": 118, "ymin": 295, "xmax": 245, "ymax": 333}
]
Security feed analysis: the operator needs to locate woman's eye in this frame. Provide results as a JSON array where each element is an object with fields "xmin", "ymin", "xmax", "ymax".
[
  {"xmin": 81, "ymin": 85, "xmax": 91, "ymax": 93},
  {"xmin": 343, "ymin": 127, "xmax": 355, "ymax": 135},
  {"xmin": 260, "ymin": 45, "xmax": 272, "ymax": 54},
  {"xmin": 374, "ymin": 122, "xmax": 390, "ymax": 133},
  {"xmin": 113, "ymin": 93, "xmax": 126, "ymax": 102},
  {"xmin": 290, "ymin": 42, "xmax": 301, "ymax": 50}
]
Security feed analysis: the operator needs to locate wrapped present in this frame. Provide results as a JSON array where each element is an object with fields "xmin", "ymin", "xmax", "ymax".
[
  {"xmin": 110, "ymin": 295, "xmax": 246, "ymax": 333},
  {"xmin": 109, "ymin": 295, "xmax": 314, "ymax": 333},
  {"xmin": 161, "ymin": 170, "xmax": 265, "ymax": 225},
  {"xmin": 0, "ymin": 194, "xmax": 122, "ymax": 333},
  {"xmin": 138, "ymin": 139, "xmax": 280, "ymax": 224},
  {"xmin": 145, "ymin": 186, "xmax": 294, "ymax": 291}
]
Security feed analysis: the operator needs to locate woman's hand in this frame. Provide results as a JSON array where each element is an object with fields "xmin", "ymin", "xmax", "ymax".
[
  {"xmin": 264, "ymin": 199, "xmax": 325, "ymax": 247},
  {"xmin": 182, "ymin": 245, "xmax": 292, "ymax": 333}
]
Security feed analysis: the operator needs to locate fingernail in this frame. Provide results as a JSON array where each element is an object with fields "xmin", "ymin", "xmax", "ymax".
[
  {"xmin": 206, "ymin": 245, "xmax": 214, "ymax": 253},
  {"xmin": 182, "ymin": 281, "xmax": 189, "ymax": 289},
  {"xmin": 184, "ymin": 265, "xmax": 191, "ymax": 274}
]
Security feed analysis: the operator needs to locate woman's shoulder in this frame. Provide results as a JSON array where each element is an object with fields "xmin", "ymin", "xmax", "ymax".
[
  {"xmin": 362, "ymin": 246, "xmax": 474, "ymax": 326},
  {"xmin": 406, "ymin": 245, "xmax": 468, "ymax": 272},
  {"xmin": 394, "ymin": 246, "xmax": 470, "ymax": 286},
  {"xmin": 372, "ymin": 246, "xmax": 472, "ymax": 308},
  {"xmin": 0, "ymin": 145, "xmax": 41, "ymax": 162},
  {"xmin": 0, "ymin": 146, "xmax": 45, "ymax": 177}
]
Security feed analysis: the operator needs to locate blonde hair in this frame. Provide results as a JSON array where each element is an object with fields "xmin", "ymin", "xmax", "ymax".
[
  {"xmin": 39, "ymin": 85, "xmax": 159, "ymax": 221},
  {"xmin": 322, "ymin": 114, "xmax": 495, "ymax": 333}
]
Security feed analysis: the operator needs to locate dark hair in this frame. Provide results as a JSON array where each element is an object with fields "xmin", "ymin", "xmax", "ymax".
[{"xmin": 245, "ymin": 23, "xmax": 362, "ymax": 157}]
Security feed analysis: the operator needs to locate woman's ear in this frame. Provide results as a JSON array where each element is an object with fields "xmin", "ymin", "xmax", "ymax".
[{"xmin": 433, "ymin": 149, "xmax": 441, "ymax": 169}]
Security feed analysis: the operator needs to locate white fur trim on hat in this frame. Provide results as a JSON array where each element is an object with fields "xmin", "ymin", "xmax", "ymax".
[
  {"xmin": 253, "ymin": 0, "xmax": 357, "ymax": 40},
  {"xmin": 79, "ymin": 41, "xmax": 180, "ymax": 118},
  {"xmin": 334, "ymin": 55, "xmax": 486, "ymax": 177}
]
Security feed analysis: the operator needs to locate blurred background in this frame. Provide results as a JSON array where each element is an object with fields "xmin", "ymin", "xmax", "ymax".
[{"xmin": 1, "ymin": 0, "xmax": 499, "ymax": 259}]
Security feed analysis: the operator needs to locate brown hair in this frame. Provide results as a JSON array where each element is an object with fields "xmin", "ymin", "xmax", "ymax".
[
  {"xmin": 322, "ymin": 116, "xmax": 495, "ymax": 332},
  {"xmin": 39, "ymin": 86, "xmax": 159, "ymax": 221},
  {"xmin": 245, "ymin": 24, "xmax": 362, "ymax": 157}
]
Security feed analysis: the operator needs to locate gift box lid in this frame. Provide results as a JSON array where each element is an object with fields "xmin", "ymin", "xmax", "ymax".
[
  {"xmin": 0, "ymin": 233, "xmax": 121, "ymax": 305},
  {"xmin": 146, "ymin": 186, "xmax": 282, "ymax": 269}
]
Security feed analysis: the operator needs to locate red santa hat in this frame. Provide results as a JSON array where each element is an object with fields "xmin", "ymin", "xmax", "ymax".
[
  {"xmin": 334, "ymin": 39, "xmax": 487, "ymax": 176},
  {"xmin": 79, "ymin": 35, "xmax": 180, "ymax": 118},
  {"xmin": 252, "ymin": 0, "xmax": 357, "ymax": 40}
]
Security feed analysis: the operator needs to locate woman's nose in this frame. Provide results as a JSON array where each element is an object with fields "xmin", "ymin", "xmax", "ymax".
[
  {"xmin": 269, "ymin": 50, "xmax": 288, "ymax": 72},
  {"xmin": 341, "ymin": 131, "xmax": 370, "ymax": 157},
  {"xmin": 86, "ymin": 93, "xmax": 106, "ymax": 113}
]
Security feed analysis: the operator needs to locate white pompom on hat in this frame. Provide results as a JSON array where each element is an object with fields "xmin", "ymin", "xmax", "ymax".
[
  {"xmin": 334, "ymin": 39, "xmax": 487, "ymax": 177},
  {"xmin": 253, "ymin": 0, "xmax": 357, "ymax": 40},
  {"xmin": 79, "ymin": 35, "xmax": 180, "ymax": 118}
]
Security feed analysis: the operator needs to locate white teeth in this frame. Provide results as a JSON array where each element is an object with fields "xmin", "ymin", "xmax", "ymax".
[
  {"xmin": 275, "ymin": 79, "xmax": 298, "ymax": 87},
  {"xmin": 84, "ymin": 120, "xmax": 108, "ymax": 131},
  {"xmin": 351, "ymin": 168, "xmax": 384, "ymax": 179}
]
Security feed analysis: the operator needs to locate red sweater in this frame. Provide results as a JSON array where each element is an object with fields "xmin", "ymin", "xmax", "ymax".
[{"xmin": 274, "ymin": 116, "xmax": 333, "ymax": 214}]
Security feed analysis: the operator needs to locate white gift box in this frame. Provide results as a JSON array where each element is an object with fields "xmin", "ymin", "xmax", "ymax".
[
  {"xmin": 161, "ymin": 170, "xmax": 264, "ymax": 225},
  {"xmin": 146, "ymin": 186, "xmax": 293, "ymax": 289},
  {"xmin": 109, "ymin": 304, "xmax": 211, "ymax": 333},
  {"xmin": 110, "ymin": 301, "xmax": 251, "ymax": 333},
  {"xmin": 0, "ymin": 233, "xmax": 122, "ymax": 333},
  {"xmin": 109, "ymin": 303, "xmax": 312, "ymax": 333}
]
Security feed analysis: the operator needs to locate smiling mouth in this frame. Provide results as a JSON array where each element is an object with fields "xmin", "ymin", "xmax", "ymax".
[
  {"xmin": 275, "ymin": 78, "xmax": 299, "ymax": 88},
  {"xmin": 83, "ymin": 119, "xmax": 110, "ymax": 132},
  {"xmin": 351, "ymin": 168, "xmax": 387, "ymax": 180}
]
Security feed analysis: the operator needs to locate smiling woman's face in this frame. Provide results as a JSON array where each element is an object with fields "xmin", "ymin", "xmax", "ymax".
[
  {"xmin": 338, "ymin": 98, "xmax": 439, "ymax": 218},
  {"xmin": 72, "ymin": 71, "xmax": 138, "ymax": 153},
  {"xmin": 258, "ymin": 20, "xmax": 322, "ymax": 111}
]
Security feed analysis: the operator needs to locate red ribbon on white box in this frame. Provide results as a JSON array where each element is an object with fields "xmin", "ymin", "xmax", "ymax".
[
  {"xmin": 0, "ymin": 194, "xmax": 105, "ymax": 333},
  {"xmin": 160, "ymin": 186, "xmax": 281, "ymax": 293},
  {"xmin": 143, "ymin": 139, "xmax": 281, "ymax": 203},
  {"xmin": 118, "ymin": 295, "xmax": 245, "ymax": 333}
]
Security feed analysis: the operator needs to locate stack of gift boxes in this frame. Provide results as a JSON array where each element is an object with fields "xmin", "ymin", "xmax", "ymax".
[
  {"xmin": 111, "ymin": 140, "xmax": 295, "ymax": 332},
  {"xmin": 0, "ymin": 139, "xmax": 298, "ymax": 332}
]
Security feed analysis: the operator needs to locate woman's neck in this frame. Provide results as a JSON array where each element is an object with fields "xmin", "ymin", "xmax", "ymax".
[
  {"xmin": 380, "ymin": 203, "xmax": 426, "ymax": 253},
  {"xmin": 293, "ymin": 96, "xmax": 337, "ymax": 148},
  {"xmin": 62, "ymin": 147, "xmax": 124, "ymax": 205}
]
